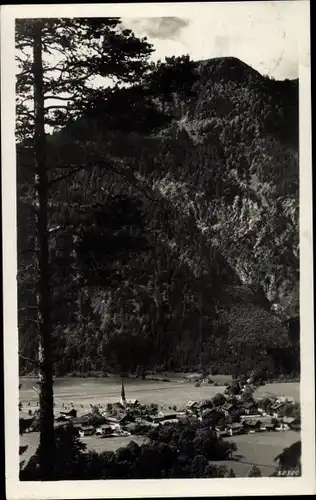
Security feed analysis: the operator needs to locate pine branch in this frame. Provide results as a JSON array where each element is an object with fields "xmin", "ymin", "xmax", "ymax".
[
  {"xmin": 19, "ymin": 352, "xmax": 39, "ymax": 366},
  {"xmin": 18, "ymin": 306, "xmax": 38, "ymax": 312},
  {"xmin": 48, "ymin": 166, "xmax": 89, "ymax": 186}
]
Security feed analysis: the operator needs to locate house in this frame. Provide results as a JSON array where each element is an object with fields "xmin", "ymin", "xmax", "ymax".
[
  {"xmin": 277, "ymin": 396, "xmax": 288, "ymax": 404},
  {"xmin": 197, "ymin": 400, "xmax": 213, "ymax": 410},
  {"xmin": 71, "ymin": 416, "xmax": 91, "ymax": 426},
  {"xmin": 56, "ymin": 415, "xmax": 71, "ymax": 422},
  {"xmin": 243, "ymin": 419, "xmax": 262, "ymax": 432},
  {"xmin": 146, "ymin": 414, "xmax": 165, "ymax": 424},
  {"xmin": 284, "ymin": 396, "xmax": 295, "ymax": 405},
  {"xmin": 282, "ymin": 416, "xmax": 296, "ymax": 425},
  {"xmin": 265, "ymin": 422, "xmax": 277, "ymax": 432},
  {"xmin": 258, "ymin": 416, "xmax": 274, "ymax": 431},
  {"xmin": 126, "ymin": 399, "xmax": 140, "ymax": 407},
  {"xmin": 227, "ymin": 422, "xmax": 243, "ymax": 436},
  {"xmin": 177, "ymin": 414, "xmax": 199, "ymax": 425},
  {"xmin": 161, "ymin": 411, "xmax": 177, "ymax": 420},
  {"xmin": 80, "ymin": 425, "xmax": 95, "ymax": 437},
  {"xmin": 281, "ymin": 416, "xmax": 299, "ymax": 430},
  {"xmin": 161, "ymin": 418, "xmax": 179, "ymax": 426},
  {"xmin": 242, "ymin": 401, "xmax": 259, "ymax": 415},
  {"xmin": 216, "ymin": 428, "xmax": 229, "ymax": 438},
  {"xmin": 117, "ymin": 413, "xmax": 135, "ymax": 425},
  {"xmin": 95, "ymin": 425, "xmax": 112, "ymax": 436},
  {"xmin": 110, "ymin": 401, "xmax": 125, "ymax": 410},
  {"xmin": 60, "ymin": 409, "xmax": 77, "ymax": 418},
  {"xmin": 269, "ymin": 402, "xmax": 285, "ymax": 417},
  {"xmin": 186, "ymin": 400, "xmax": 198, "ymax": 410},
  {"xmin": 222, "ymin": 403, "xmax": 239, "ymax": 417},
  {"xmin": 201, "ymin": 408, "xmax": 213, "ymax": 419}
]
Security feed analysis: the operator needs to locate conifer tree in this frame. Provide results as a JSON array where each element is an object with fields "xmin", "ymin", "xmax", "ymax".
[
  {"xmin": 16, "ymin": 17, "xmax": 155, "ymax": 480},
  {"xmin": 16, "ymin": 17, "xmax": 197, "ymax": 479}
]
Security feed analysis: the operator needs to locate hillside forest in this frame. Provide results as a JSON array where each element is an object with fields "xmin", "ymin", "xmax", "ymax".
[{"xmin": 17, "ymin": 19, "xmax": 299, "ymax": 382}]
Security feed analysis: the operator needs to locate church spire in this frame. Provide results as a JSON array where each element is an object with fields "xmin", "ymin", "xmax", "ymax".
[{"xmin": 120, "ymin": 379, "xmax": 126, "ymax": 407}]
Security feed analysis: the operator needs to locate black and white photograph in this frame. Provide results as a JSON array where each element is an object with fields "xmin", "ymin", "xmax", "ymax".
[{"xmin": 1, "ymin": 1, "xmax": 314, "ymax": 498}]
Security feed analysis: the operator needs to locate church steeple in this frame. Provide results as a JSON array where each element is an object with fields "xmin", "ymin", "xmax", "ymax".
[{"xmin": 120, "ymin": 379, "xmax": 126, "ymax": 407}]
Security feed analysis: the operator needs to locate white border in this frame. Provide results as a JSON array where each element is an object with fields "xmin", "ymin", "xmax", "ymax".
[{"xmin": 1, "ymin": 2, "xmax": 314, "ymax": 498}]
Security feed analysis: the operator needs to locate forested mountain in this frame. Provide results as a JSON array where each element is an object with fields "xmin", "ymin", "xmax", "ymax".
[{"xmin": 17, "ymin": 56, "xmax": 299, "ymax": 378}]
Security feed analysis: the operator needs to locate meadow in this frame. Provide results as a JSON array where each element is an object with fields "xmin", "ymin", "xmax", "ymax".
[
  {"xmin": 209, "ymin": 431, "xmax": 300, "ymax": 477},
  {"xmin": 19, "ymin": 376, "xmax": 300, "ymax": 413},
  {"xmin": 20, "ymin": 428, "xmax": 299, "ymax": 477}
]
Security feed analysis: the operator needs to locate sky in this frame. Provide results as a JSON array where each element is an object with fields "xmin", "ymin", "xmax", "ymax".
[
  {"xmin": 122, "ymin": 2, "xmax": 299, "ymax": 80},
  {"xmin": 15, "ymin": 0, "xmax": 301, "ymax": 128}
]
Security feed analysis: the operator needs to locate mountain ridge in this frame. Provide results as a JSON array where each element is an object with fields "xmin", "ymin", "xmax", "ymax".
[{"xmin": 17, "ymin": 54, "xmax": 299, "ymax": 377}]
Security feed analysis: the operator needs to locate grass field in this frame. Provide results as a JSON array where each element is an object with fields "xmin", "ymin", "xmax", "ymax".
[
  {"xmin": 210, "ymin": 431, "xmax": 300, "ymax": 477},
  {"xmin": 19, "ymin": 375, "xmax": 233, "ymax": 414},
  {"xmin": 20, "ymin": 432, "xmax": 146, "ymax": 466},
  {"xmin": 19, "ymin": 376, "xmax": 300, "ymax": 415},
  {"xmin": 20, "ymin": 430, "xmax": 300, "ymax": 478}
]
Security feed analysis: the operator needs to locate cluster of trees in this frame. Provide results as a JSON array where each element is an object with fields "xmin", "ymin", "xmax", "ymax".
[
  {"xmin": 16, "ymin": 18, "xmax": 299, "ymax": 479},
  {"xmin": 20, "ymin": 421, "xmax": 237, "ymax": 480}
]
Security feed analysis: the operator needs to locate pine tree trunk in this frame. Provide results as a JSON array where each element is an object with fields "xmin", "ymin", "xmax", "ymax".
[{"xmin": 33, "ymin": 21, "xmax": 55, "ymax": 480}]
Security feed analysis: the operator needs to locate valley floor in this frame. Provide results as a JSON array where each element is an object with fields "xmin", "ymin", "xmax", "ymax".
[
  {"xmin": 20, "ymin": 430, "xmax": 299, "ymax": 477},
  {"xmin": 19, "ymin": 377, "xmax": 300, "ymax": 477},
  {"xmin": 19, "ymin": 376, "xmax": 300, "ymax": 412}
]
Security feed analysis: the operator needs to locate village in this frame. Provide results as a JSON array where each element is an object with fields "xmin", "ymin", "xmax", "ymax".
[{"xmin": 20, "ymin": 375, "xmax": 301, "ymax": 443}]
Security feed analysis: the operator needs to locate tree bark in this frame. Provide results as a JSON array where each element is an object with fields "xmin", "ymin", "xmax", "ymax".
[{"xmin": 33, "ymin": 20, "xmax": 55, "ymax": 480}]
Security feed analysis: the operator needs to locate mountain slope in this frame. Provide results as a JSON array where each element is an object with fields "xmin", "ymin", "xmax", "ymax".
[{"xmin": 17, "ymin": 56, "xmax": 299, "ymax": 377}]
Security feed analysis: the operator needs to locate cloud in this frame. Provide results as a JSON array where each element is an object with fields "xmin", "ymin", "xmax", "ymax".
[
  {"xmin": 124, "ymin": 17, "xmax": 189, "ymax": 41},
  {"xmin": 123, "ymin": 2, "xmax": 299, "ymax": 80}
]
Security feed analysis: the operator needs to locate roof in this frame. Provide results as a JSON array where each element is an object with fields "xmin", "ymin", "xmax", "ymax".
[
  {"xmin": 60, "ymin": 409, "xmax": 77, "ymax": 416},
  {"xmin": 258, "ymin": 416, "xmax": 273, "ymax": 424},
  {"xmin": 217, "ymin": 430, "xmax": 228, "ymax": 436},
  {"xmin": 201, "ymin": 408, "xmax": 213, "ymax": 416},
  {"xmin": 271, "ymin": 402, "xmax": 284, "ymax": 410},
  {"xmin": 243, "ymin": 419, "xmax": 261, "ymax": 426},
  {"xmin": 229, "ymin": 422, "xmax": 242, "ymax": 429},
  {"xmin": 243, "ymin": 401, "xmax": 257, "ymax": 409},
  {"xmin": 82, "ymin": 426, "xmax": 94, "ymax": 431},
  {"xmin": 162, "ymin": 412, "xmax": 177, "ymax": 419},
  {"xmin": 73, "ymin": 423, "xmax": 83, "ymax": 429},
  {"xmin": 282, "ymin": 417, "xmax": 296, "ymax": 424},
  {"xmin": 111, "ymin": 401, "xmax": 124, "ymax": 407},
  {"xmin": 223, "ymin": 403, "xmax": 237, "ymax": 411},
  {"xmin": 148, "ymin": 415, "xmax": 165, "ymax": 422},
  {"xmin": 161, "ymin": 419, "xmax": 179, "ymax": 425},
  {"xmin": 126, "ymin": 399, "xmax": 139, "ymax": 405},
  {"xmin": 186, "ymin": 400, "xmax": 198, "ymax": 408},
  {"xmin": 197, "ymin": 400, "xmax": 212, "ymax": 408},
  {"xmin": 72, "ymin": 416, "xmax": 90, "ymax": 425},
  {"xmin": 117, "ymin": 413, "xmax": 132, "ymax": 422},
  {"xmin": 278, "ymin": 396, "xmax": 288, "ymax": 403}
]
